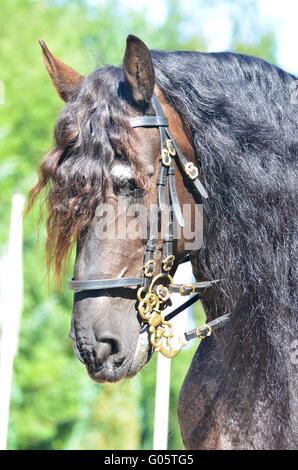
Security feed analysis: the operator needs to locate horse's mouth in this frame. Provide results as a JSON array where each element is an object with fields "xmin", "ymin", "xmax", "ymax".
[
  {"xmin": 86, "ymin": 361, "xmax": 133, "ymax": 383},
  {"xmin": 72, "ymin": 327, "xmax": 153, "ymax": 383}
]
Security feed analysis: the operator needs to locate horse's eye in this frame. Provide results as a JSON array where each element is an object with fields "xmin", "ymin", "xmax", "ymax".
[
  {"xmin": 113, "ymin": 179, "xmax": 144, "ymax": 199},
  {"xmin": 127, "ymin": 180, "xmax": 144, "ymax": 199},
  {"xmin": 115, "ymin": 153, "xmax": 127, "ymax": 162},
  {"xmin": 129, "ymin": 187, "xmax": 144, "ymax": 199}
]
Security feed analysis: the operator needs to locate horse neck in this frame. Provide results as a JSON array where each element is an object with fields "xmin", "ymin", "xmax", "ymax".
[
  {"xmin": 153, "ymin": 64, "xmax": 298, "ymax": 449},
  {"xmin": 179, "ymin": 221, "xmax": 298, "ymax": 450}
]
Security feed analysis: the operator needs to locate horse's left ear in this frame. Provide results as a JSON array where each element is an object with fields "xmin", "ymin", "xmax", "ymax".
[
  {"xmin": 39, "ymin": 40, "xmax": 85, "ymax": 102},
  {"xmin": 123, "ymin": 35, "xmax": 155, "ymax": 105}
]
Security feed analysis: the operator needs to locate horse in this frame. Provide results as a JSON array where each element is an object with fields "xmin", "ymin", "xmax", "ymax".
[{"xmin": 29, "ymin": 35, "xmax": 298, "ymax": 449}]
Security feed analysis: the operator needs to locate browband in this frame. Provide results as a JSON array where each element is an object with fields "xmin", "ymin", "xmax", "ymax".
[{"xmin": 130, "ymin": 115, "xmax": 169, "ymax": 128}]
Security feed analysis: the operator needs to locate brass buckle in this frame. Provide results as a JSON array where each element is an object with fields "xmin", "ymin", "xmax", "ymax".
[
  {"xmin": 162, "ymin": 255, "xmax": 175, "ymax": 272},
  {"xmin": 137, "ymin": 286, "xmax": 147, "ymax": 302},
  {"xmin": 143, "ymin": 259, "xmax": 156, "ymax": 277},
  {"xmin": 185, "ymin": 162, "xmax": 199, "ymax": 180},
  {"xmin": 161, "ymin": 148, "xmax": 171, "ymax": 167},
  {"xmin": 156, "ymin": 284, "xmax": 171, "ymax": 302},
  {"xmin": 195, "ymin": 324, "xmax": 212, "ymax": 339},
  {"xmin": 179, "ymin": 284, "xmax": 196, "ymax": 296},
  {"xmin": 138, "ymin": 293, "xmax": 159, "ymax": 321},
  {"xmin": 165, "ymin": 139, "xmax": 176, "ymax": 156},
  {"xmin": 149, "ymin": 273, "xmax": 174, "ymax": 295}
]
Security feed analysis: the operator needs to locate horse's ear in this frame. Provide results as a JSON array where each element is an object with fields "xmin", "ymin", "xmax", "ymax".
[
  {"xmin": 39, "ymin": 40, "xmax": 84, "ymax": 102},
  {"xmin": 123, "ymin": 35, "xmax": 155, "ymax": 105}
]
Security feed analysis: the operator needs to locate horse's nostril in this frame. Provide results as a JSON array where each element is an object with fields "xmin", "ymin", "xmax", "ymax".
[{"xmin": 95, "ymin": 334, "xmax": 125, "ymax": 367}]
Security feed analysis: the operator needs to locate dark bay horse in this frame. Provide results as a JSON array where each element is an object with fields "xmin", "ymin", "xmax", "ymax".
[{"xmin": 29, "ymin": 35, "xmax": 298, "ymax": 449}]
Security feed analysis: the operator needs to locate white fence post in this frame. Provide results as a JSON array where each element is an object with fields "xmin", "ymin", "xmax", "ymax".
[
  {"xmin": 153, "ymin": 262, "xmax": 194, "ymax": 450},
  {"xmin": 153, "ymin": 353, "xmax": 171, "ymax": 450},
  {"xmin": 0, "ymin": 194, "xmax": 25, "ymax": 450}
]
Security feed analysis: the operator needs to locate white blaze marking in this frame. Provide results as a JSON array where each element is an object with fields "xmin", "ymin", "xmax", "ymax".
[{"xmin": 111, "ymin": 162, "xmax": 132, "ymax": 181}]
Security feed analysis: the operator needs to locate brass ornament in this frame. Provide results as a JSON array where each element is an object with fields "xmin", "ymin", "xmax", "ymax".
[
  {"xmin": 161, "ymin": 148, "xmax": 171, "ymax": 167},
  {"xmin": 165, "ymin": 139, "xmax": 176, "ymax": 156},
  {"xmin": 195, "ymin": 324, "xmax": 212, "ymax": 339},
  {"xmin": 185, "ymin": 162, "xmax": 199, "ymax": 180},
  {"xmin": 162, "ymin": 254, "xmax": 175, "ymax": 272},
  {"xmin": 156, "ymin": 284, "xmax": 171, "ymax": 302},
  {"xmin": 179, "ymin": 284, "xmax": 196, "ymax": 296},
  {"xmin": 137, "ymin": 272, "xmax": 187, "ymax": 358},
  {"xmin": 143, "ymin": 259, "xmax": 156, "ymax": 277}
]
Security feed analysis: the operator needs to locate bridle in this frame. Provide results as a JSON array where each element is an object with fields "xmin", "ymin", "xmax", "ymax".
[{"xmin": 69, "ymin": 94, "xmax": 230, "ymax": 358}]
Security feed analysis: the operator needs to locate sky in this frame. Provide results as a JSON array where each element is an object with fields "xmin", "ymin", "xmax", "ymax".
[
  {"xmin": 103, "ymin": 0, "xmax": 298, "ymax": 74},
  {"xmin": 258, "ymin": 0, "xmax": 298, "ymax": 73}
]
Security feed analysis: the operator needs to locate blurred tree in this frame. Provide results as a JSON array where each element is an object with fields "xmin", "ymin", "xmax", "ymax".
[{"xmin": 0, "ymin": 0, "xmax": 277, "ymax": 451}]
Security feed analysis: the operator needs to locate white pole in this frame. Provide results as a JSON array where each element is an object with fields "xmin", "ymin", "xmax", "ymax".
[
  {"xmin": 0, "ymin": 194, "xmax": 25, "ymax": 450},
  {"xmin": 152, "ymin": 262, "xmax": 193, "ymax": 450},
  {"xmin": 153, "ymin": 353, "xmax": 171, "ymax": 450}
]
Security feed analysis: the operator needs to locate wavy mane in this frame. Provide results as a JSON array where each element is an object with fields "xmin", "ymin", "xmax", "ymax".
[
  {"xmin": 151, "ymin": 50, "xmax": 298, "ymax": 448},
  {"xmin": 28, "ymin": 66, "xmax": 148, "ymax": 281}
]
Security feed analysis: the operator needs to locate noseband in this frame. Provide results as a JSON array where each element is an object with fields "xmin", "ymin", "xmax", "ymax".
[{"xmin": 69, "ymin": 94, "xmax": 230, "ymax": 358}]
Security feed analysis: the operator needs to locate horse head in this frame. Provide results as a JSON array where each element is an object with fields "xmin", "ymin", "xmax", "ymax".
[{"xmin": 33, "ymin": 36, "xmax": 204, "ymax": 383}]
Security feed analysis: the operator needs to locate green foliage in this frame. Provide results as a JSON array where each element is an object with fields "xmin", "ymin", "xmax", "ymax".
[
  {"xmin": 233, "ymin": 32, "xmax": 276, "ymax": 64},
  {"xmin": 0, "ymin": 0, "xmax": 277, "ymax": 450}
]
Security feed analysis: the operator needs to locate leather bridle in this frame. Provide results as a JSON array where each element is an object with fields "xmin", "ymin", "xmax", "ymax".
[{"xmin": 69, "ymin": 94, "xmax": 230, "ymax": 358}]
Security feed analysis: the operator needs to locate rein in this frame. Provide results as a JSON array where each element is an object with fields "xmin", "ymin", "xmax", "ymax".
[{"xmin": 69, "ymin": 94, "xmax": 230, "ymax": 358}]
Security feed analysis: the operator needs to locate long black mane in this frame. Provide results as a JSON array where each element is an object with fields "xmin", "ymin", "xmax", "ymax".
[{"xmin": 152, "ymin": 51, "xmax": 298, "ymax": 448}]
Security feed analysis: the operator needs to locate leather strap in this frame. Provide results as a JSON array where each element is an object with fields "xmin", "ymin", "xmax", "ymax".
[
  {"xmin": 164, "ymin": 294, "xmax": 200, "ymax": 322},
  {"xmin": 172, "ymin": 279, "xmax": 221, "ymax": 293},
  {"xmin": 69, "ymin": 277, "xmax": 141, "ymax": 292},
  {"xmin": 168, "ymin": 165, "xmax": 185, "ymax": 227},
  {"xmin": 142, "ymin": 202, "xmax": 159, "ymax": 288},
  {"xmin": 185, "ymin": 313, "xmax": 231, "ymax": 341},
  {"xmin": 165, "ymin": 128, "xmax": 209, "ymax": 200},
  {"xmin": 152, "ymin": 95, "xmax": 165, "ymax": 115},
  {"xmin": 69, "ymin": 278, "xmax": 219, "ymax": 293},
  {"xmin": 162, "ymin": 205, "xmax": 174, "ymax": 273},
  {"xmin": 157, "ymin": 164, "xmax": 168, "ymax": 208},
  {"xmin": 130, "ymin": 116, "xmax": 168, "ymax": 128}
]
